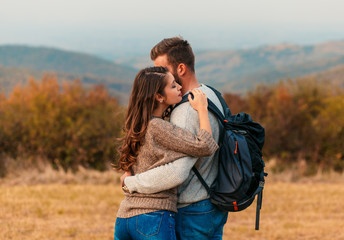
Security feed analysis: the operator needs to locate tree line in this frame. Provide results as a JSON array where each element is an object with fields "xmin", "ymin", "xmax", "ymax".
[{"xmin": 1, "ymin": 75, "xmax": 343, "ymax": 174}]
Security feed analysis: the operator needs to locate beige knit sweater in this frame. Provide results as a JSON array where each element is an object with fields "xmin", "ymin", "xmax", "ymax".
[{"xmin": 116, "ymin": 117, "xmax": 218, "ymax": 218}]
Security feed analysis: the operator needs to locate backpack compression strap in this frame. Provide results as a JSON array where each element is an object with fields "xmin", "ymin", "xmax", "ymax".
[{"xmin": 191, "ymin": 166, "xmax": 211, "ymax": 193}]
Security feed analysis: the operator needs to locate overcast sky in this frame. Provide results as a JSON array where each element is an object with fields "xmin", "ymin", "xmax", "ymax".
[{"xmin": 1, "ymin": 0, "xmax": 344, "ymax": 59}]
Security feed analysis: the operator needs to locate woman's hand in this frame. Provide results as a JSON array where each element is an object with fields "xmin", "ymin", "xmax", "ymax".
[{"xmin": 188, "ymin": 89, "xmax": 208, "ymax": 112}]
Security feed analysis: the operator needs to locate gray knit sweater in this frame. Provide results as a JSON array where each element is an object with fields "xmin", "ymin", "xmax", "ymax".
[{"xmin": 116, "ymin": 117, "xmax": 218, "ymax": 218}]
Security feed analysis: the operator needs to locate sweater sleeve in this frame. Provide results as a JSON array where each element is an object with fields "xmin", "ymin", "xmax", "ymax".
[{"xmin": 150, "ymin": 118, "xmax": 218, "ymax": 157}]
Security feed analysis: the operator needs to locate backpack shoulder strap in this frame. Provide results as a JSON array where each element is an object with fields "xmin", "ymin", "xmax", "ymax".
[
  {"xmin": 173, "ymin": 94, "xmax": 216, "ymax": 194},
  {"xmin": 173, "ymin": 86, "xmax": 230, "ymax": 195},
  {"xmin": 205, "ymin": 85, "xmax": 232, "ymax": 117},
  {"xmin": 174, "ymin": 86, "xmax": 229, "ymax": 122}
]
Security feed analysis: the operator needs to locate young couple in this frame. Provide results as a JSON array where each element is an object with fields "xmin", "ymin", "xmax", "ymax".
[{"xmin": 115, "ymin": 37, "xmax": 228, "ymax": 240}]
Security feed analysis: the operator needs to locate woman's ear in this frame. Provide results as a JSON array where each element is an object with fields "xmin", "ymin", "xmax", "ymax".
[{"xmin": 155, "ymin": 93, "xmax": 164, "ymax": 103}]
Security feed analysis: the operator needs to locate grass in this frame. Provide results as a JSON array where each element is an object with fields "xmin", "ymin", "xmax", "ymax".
[
  {"xmin": 0, "ymin": 169, "xmax": 344, "ymax": 240},
  {"xmin": 223, "ymin": 182, "xmax": 344, "ymax": 240},
  {"xmin": 0, "ymin": 184, "xmax": 123, "ymax": 240}
]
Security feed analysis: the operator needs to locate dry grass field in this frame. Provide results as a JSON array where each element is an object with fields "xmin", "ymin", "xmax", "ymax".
[{"xmin": 1, "ymin": 168, "xmax": 344, "ymax": 240}]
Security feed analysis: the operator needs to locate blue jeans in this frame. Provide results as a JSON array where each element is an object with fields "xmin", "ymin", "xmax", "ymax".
[
  {"xmin": 175, "ymin": 199, "xmax": 228, "ymax": 240},
  {"xmin": 114, "ymin": 210, "xmax": 176, "ymax": 240}
]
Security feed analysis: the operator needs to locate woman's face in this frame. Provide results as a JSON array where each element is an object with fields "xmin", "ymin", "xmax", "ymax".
[{"xmin": 163, "ymin": 72, "xmax": 182, "ymax": 105}]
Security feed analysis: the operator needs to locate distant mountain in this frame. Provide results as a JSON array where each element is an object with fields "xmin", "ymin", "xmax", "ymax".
[
  {"xmin": 117, "ymin": 40, "xmax": 344, "ymax": 93},
  {"xmin": 303, "ymin": 64, "xmax": 344, "ymax": 85},
  {"xmin": 195, "ymin": 41, "xmax": 344, "ymax": 92},
  {"xmin": 0, "ymin": 45, "xmax": 137, "ymax": 104},
  {"xmin": 2, "ymin": 41, "xmax": 344, "ymax": 105},
  {"xmin": 0, "ymin": 45, "xmax": 137, "ymax": 80},
  {"xmin": 0, "ymin": 65, "xmax": 41, "ymax": 92},
  {"xmin": 0, "ymin": 65, "xmax": 133, "ymax": 104}
]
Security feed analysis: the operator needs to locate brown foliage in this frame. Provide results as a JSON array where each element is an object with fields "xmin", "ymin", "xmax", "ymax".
[
  {"xmin": 0, "ymin": 75, "xmax": 125, "ymax": 171},
  {"xmin": 225, "ymin": 78, "xmax": 344, "ymax": 172},
  {"xmin": 223, "ymin": 92, "xmax": 249, "ymax": 115}
]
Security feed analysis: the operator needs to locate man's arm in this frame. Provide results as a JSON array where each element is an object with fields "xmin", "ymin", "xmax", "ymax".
[{"xmin": 124, "ymin": 103, "xmax": 199, "ymax": 194}]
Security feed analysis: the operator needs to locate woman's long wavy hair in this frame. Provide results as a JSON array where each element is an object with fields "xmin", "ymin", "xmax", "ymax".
[{"xmin": 117, "ymin": 66, "xmax": 169, "ymax": 172}]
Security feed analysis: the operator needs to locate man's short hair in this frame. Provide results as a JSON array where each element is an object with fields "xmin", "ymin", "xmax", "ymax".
[{"xmin": 150, "ymin": 36, "xmax": 195, "ymax": 73}]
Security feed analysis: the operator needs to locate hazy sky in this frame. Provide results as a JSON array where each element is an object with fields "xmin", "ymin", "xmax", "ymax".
[{"xmin": 1, "ymin": 0, "xmax": 344, "ymax": 59}]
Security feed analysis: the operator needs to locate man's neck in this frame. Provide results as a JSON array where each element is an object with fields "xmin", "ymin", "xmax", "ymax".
[{"xmin": 181, "ymin": 75, "xmax": 201, "ymax": 95}]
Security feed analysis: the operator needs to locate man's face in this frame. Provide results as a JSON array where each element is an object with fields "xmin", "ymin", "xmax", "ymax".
[{"xmin": 154, "ymin": 54, "xmax": 182, "ymax": 85}]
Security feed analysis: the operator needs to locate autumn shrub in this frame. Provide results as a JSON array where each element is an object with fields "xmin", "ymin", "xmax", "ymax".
[
  {"xmin": 243, "ymin": 78, "xmax": 344, "ymax": 172},
  {"xmin": 0, "ymin": 75, "xmax": 125, "ymax": 171}
]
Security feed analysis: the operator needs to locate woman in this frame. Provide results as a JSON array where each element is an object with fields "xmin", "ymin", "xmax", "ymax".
[{"xmin": 115, "ymin": 66, "xmax": 218, "ymax": 240}]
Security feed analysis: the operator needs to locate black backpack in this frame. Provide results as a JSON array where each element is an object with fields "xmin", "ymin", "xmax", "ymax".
[{"xmin": 175, "ymin": 85, "xmax": 267, "ymax": 230}]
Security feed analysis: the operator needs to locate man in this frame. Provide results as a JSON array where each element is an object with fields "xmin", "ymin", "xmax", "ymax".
[{"xmin": 121, "ymin": 37, "xmax": 228, "ymax": 239}]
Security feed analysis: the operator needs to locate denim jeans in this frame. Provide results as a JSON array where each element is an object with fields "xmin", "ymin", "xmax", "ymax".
[
  {"xmin": 114, "ymin": 210, "xmax": 176, "ymax": 240},
  {"xmin": 175, "ymin": 199, "xmax": 228, "ymax": 240}
]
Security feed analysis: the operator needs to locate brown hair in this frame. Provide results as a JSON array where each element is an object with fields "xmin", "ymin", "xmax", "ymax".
[
  {"xmin": 117, "ymin": 66, "xmax": 169, "ymax": 172},
  {"xmin": 150, "ymin": 36, "xmax": 195, "ymax": 73}
]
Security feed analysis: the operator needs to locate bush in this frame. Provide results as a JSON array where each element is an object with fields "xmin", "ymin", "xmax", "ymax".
[
  {"xmin": 0, "ymin": 75, "xmax": 125, "ymax": 171},
  {"xmin": 236, "ymin": 77, "xmax": 344, "ymax": 171}
]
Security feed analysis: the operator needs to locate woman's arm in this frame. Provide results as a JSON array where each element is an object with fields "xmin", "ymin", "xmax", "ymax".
[
  {"xmin": 151, "ymin": 118, "xmax": 218, "ymax": 158},
  {"xmin": 188, "ymin": 89, "xmax": 212, "ymax": 135}
]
